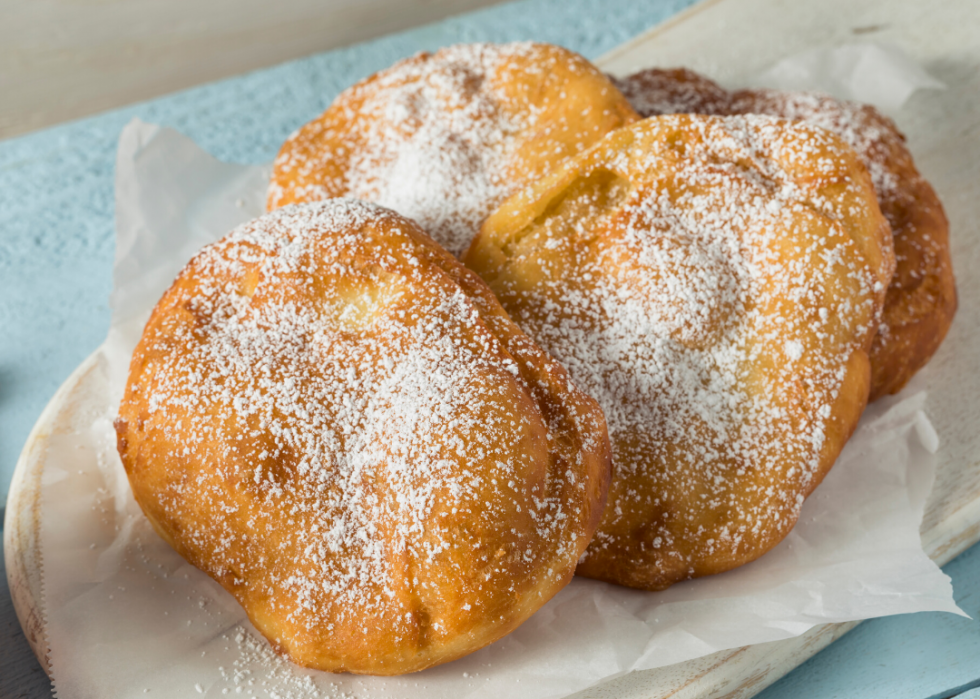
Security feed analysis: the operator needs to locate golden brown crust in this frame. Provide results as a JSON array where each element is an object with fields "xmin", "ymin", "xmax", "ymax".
[
  {"xmin": 861, "ymin": 149, "xmax": 955, "ymax": 398},
  {"xmin": 466, "ymin": 115, "xmax": 893, "ymax": 590},
  {"xmin": 614, "ymin": 68, "xmax": 957, "ymax": 399},
  {"xmin": 115, "ymin": 199, "xmax": 610, "ymax": 674},
  {"xmin": 268, "ymin": 42, "xmax": 639, "ymax": 256},
  {"xmin": 611, "ymin": 67, "xmax": 731, "ymax": 116}
]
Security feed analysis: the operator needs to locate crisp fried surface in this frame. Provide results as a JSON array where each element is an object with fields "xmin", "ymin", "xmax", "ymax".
[
  {"xmin": 466, "ymin": 115, "xmax": 893, "ymax": 590},
  {"xmin": 268, "ymin": 42, "xmax": 638, "ymax": 256},
  {"xmin": 114, "ymin": 200, "xmax": 610, "ymax": 674},
  {"xmin": 613, "ymin": 67, "xmax": 731, "ymax": 117},
  {"xmin": 614, "ymin": 68, "xmax": 957, "ymax": 399}
]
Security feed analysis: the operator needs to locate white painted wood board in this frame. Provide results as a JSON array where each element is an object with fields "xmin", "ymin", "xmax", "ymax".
[{"xmin": 7, "ymin": 0, "xmax": 980, "ymax": 696}]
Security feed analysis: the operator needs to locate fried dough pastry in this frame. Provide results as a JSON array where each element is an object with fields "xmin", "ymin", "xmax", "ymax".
[
  {"xmin": 614, "ymin": 68, "xmax": 957, "ymax": 399},
  {"xmin": 465, "ymin": 115, "xmax": 894, "ymax": 590},
  {"xmin": 613, "ymin": 67, "xmax": 730, "ymax": 117},
  {"xmin": 114, "ymin": 200, "xmax": 610, "ymax": 674},
  {"xmin": 268, "ymin": 42, "xmax": 638, "ymax": 256}
]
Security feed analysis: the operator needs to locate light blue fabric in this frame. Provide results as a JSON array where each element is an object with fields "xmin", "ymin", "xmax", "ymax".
[
  {"xmin": 3, "ymin": 3, "xmax": 978, "ymax": 698},
  {"xmin": 758, "ymin": 540, "xmax": 980, "ymax": 699},
  {"xmin": 0, "ymin": 0, "xmax": 696, "ymax": 504}
]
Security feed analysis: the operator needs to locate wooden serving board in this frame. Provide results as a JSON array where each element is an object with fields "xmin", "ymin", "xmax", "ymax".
[{"xmin": 6, "ymin": 0, "xmax": 980, "ymax": 696}]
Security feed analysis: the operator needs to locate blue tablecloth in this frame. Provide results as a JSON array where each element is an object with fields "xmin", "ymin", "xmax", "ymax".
[{"xmin": 2, "ymin": 0, "xmax": 978, "ymax": 696}]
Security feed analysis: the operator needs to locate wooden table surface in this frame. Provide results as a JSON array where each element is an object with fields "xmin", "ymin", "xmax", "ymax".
[{"xmin": 2, "ymin": 0, "xmax": 979, "ymax": 696}]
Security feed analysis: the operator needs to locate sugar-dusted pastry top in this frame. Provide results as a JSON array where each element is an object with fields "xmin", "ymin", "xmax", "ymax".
[
  {"xmin": 115, "ymin": 199, "xmax": 610, "ymax": 674},
  {"xmin": 467, "ymin": 115, "xmax": 894, "ymax": 590},
  {"xmin": 613, "ymin": 67, "xmax": 956, "ymax": 399},
  {"xmin": 268, "ymin": 42, "xmax": 638, "ymax": 256}
]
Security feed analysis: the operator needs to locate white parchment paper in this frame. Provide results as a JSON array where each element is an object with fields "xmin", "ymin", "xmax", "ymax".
[
  {"xmin": 749, "ymin": 43, "xmax": 945, "ymax": 113},
  {"xmin": 41, "ymin": 44, "xmax": 960, "ymax": 699}
]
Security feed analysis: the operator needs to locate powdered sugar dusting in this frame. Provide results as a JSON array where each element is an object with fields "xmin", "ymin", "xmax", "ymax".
[
  {"xmin": 269, "ymin": 42, "xmax": 636, "ymax": 257},
  {"xmin": 615, "ymin": 67, "xmax": 955, "ymax": 399},
  {"xmin": 346, "ymin": 45, "xmax": 531, "ymax": 257},
  {"xmin": 612, "ymin": 67, "xmax": 730, "ymax": 118},
  {"xmin": 730, "ymin": 90, "xmax": 903, "ymax": 208},
  {"xmin": 474, "ymin": 115, "xmax": 886, "ymax": 587},
  {"xmin": 268, "ymin": 44, "xmax": 540, "ymax": 257},
  {"xmin": 218, "ymin": 626, "xmax": 349, "ymax": 699},
  {"xmin": 614, "ymin": 69, "xmax": 905, "ymax": 204},
  {"xmin": 118, "ymin": 199, "xmax": 602, "ymax": 670}
]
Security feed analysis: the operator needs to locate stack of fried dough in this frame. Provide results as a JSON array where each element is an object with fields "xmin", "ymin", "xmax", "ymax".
[{"xmin": 116, "ymin": 42, "xmax": 956, "ymax": 675}]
